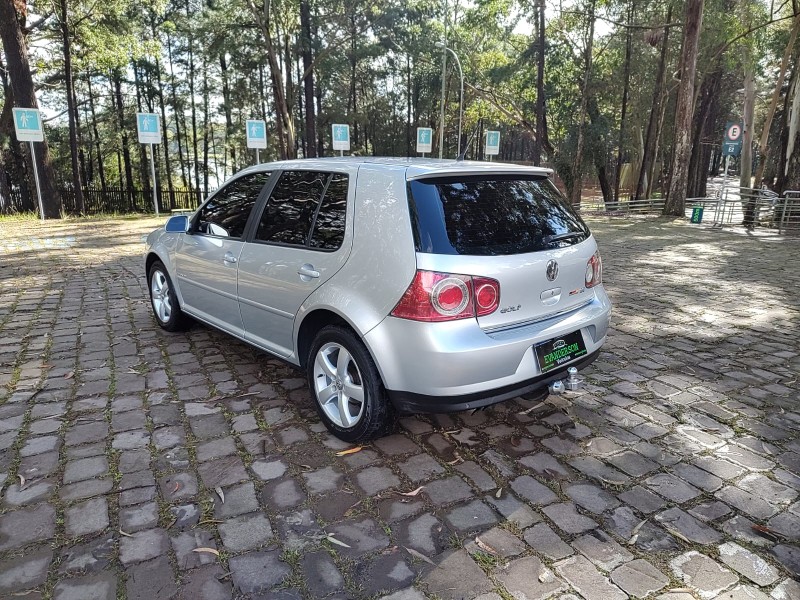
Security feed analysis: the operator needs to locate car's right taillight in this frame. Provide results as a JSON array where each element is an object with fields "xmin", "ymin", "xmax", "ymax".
[
  {"xmin": 391, "ymin": 270, "xmax": 500, "ymax": 322},
  {"xmin": 585, "ymin": 251, "xmax": 602, "ymax": 288}
]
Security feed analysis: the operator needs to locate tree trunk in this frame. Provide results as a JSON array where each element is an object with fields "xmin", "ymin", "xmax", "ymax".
[
  {"xmin": 664, "ymin": 0, "xmax": 705, "ymax": 216},
  {"xmin": 202, "ymin": 53, "xmax": 210, "ymax": 197},
  {"xmin": 0, "ymin": 0, "xmax": 62, "ymax": 217},
  {"xmin": 186, "ymin": 0, "xmax": 202, "ymax": 205},
  {"xmin": 687, "ymin": 68, "xmax": 721, "ymax": 198},
  {"xmin": 777, "ymin": 48, "xmax": 800, "ymax": 193},
  {"xmin": 112, "ymin": 69, "xmax": 136, "ymax": 209},
  {"xmin": 570, "ymin": 0, "xmax": 595, "ymax": 206},
  {"xmin": 167, "ymin": 33, "xmax": 188, "ymax": 187},
  {"xmin": 754, "ymin": 13, "xmax": 800, "ymax": 188},
  {"xmin": 635, "ymin": 6, "xmax": 671, "ymax": 201},
  {"xmin": 300, "ymin": 0, "xmax": 317, "ymax": 158},
  {"xmin": 741, "ymin": 62, "xmax": 757, "ymax": 226},
  {"xmin": 87, "ymin": 75, "xmax": 107, "ymax": 194},
  {"xmin": 533, "ymin": 0, "xmax": 546, "ymax": 165},
  {"xmin": 58, "ymin": 0, "xmax": 85, "ymax": 214},
  {"xmin": 613, "ymin": 0, "xmax": 635, "ymax": 207},
  {"xmin": 152, "ymin": 20, "xmax": 174, "ymax": 208}
]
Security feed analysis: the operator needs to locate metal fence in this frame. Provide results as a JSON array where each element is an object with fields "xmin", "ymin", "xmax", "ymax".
[
  {"xmin": 577, "ymin": 197, "xmax": 666, "ymax": 215},
  {"xmin": 1, "ymin": 186, "xmax": 202, "ymax": 216}
]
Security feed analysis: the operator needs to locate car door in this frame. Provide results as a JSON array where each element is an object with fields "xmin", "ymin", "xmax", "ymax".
[
  {"xmin": 237, "ymin": 170, "xmax": 351, "ymax": 358},
  {"xmin": 175, "ymin": 171, "xmax": 271, "ymax": 337}
]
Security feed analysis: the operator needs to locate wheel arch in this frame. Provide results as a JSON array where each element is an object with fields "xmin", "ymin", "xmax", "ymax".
[{"xmin": 295, "ymin": 308, "xmax": 351, "ymax": 369}]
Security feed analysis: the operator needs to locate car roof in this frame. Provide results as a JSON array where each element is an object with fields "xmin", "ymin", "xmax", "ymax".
[{"xmin": 237, "ymin": 157, "xmax": 553, "ymax": 180}]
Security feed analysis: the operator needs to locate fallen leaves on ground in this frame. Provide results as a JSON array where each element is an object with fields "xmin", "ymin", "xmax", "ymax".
[{"xmin": 335, "ymin": 446, "xmax": 363, "ymax": 456}]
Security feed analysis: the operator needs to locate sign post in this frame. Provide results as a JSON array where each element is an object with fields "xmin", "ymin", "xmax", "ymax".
[
  {"xmin": 715, "ymin": 121, "xmax": 743, "ymax": 226},
  {"xmin": 416, "ymin": 127, "xmax": 433, "ymax": 156},
  {"xmin": 485, "ymin": 130, "xmax": 500, "ymax": 161},
  {"xmin": 332, "ymin": 124, "xmax": 350, "ymax": 156},
  {"xmin": 137, "ymin": 113, "xmax": 161, "ymax": 216},
  {"xmin": 246, "ymin": 120, "xmax": 267, "ymax": 164},
  {"xmin": 12, "ymin": 108, "xmax": 45, "ymax": 221}
]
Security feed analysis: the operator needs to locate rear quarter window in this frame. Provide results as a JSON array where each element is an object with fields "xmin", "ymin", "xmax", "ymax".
[{"xmin": 408, "ymin": 175, "xmax": 590, "ymax": 256}]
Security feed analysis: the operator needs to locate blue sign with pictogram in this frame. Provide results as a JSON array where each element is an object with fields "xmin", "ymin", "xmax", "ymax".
[{"xmin": 13, "ymin": 108, "xmax": 44, "ymax": 142}]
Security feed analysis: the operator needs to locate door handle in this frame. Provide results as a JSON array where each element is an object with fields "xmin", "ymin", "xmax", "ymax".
[
  {"xmin": 298, "ymin": 264, "xmax": 320, "ymax": 279},
  {"xmin": 223, "ymin": 252, "xmax": 238, "ymax": 264}
]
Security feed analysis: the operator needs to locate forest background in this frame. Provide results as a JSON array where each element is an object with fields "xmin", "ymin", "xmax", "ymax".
[{"xmin": 0, "ymin": 0, "xmax": 799, "ymax": 218}]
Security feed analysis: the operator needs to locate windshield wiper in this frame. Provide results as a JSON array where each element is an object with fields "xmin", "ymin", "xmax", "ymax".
[{"xmin": 545, "ymin": 232, "xmax": 585, "ymax": 244}]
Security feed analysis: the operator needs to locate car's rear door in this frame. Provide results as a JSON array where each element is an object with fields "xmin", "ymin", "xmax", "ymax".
[
  {"xmin": 175, "ymin": 171, "xmax": 271, "ymax": 336},
  {"xmin": 237, "ymin": 169, "xmax": 352, "ymax": 358}
]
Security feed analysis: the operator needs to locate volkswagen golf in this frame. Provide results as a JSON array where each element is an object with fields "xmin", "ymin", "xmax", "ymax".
[{"xmin": 145, "ymin": 158, "xmax": 612, "ymax": 442}]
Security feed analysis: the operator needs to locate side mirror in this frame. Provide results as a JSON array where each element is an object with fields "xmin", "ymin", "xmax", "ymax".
[{"xmin": 165, "ymin": 215, "xmax": 190, "ymax": 233}]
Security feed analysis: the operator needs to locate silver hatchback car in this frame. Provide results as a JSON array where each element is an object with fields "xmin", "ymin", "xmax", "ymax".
[{"xmin": 145, "ymin": 158, "xmax": 611, "ymax": 441}]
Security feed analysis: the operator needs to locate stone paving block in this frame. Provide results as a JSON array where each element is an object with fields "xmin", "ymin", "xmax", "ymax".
[
  {"xmin": 424, "ymin": 475, "xmax": 473, "ymax": 505},
  {"xmin": 52, "ymin": 572, "xmax": 116, "ymax": 600},
  {"xmin": 510, "ymin": 474, "xmax": 558, "ymax": 506},
  {"xmin": 611, "ymin": 558, "xmax": 669, "ymax": 598},
  {"xmin": 0, "ymin": 548, "xmax": 52, "ymax": 594},
  {"xmin": 737, "ymin": 473, "xmax": 798, "ymax": 505},
  {"xmin": 497, "ymin": 555, "xmax": 566, "ymax": 600},
  {"xmin": 3, "ymin": 479, "xmax": 55, "ymax": 506},
  {"xmin": 646, "ymin": 472, "xmax": 702, "ymax": 504},
  {"xmin": 465, "ymin": 526, "xmax": 526, "ymax": 558},
  {"xmin": 565, "ymin": 482, "xmax": 620, "ymax": 514},
  {"xmin": 656, "ymin": 508, "xmax": 723, "ymax": 545},
  {"xmin": 112, "ymin": 429, "xmax": 149, "ymax": 450},
  {"xmin": 618, "ymin": 485, "xmax": 666, "ymax": 514},
  {"xmin": 303, "ymin": 465, "xmax": 345, "ymax": 495},
  {"xmin": 251, "ymin": 458, "xmax": 287, "ymax": 481},
  {"xmin": 119, "ymin": 528, "xmax": 170, "ymax": 566},
  {"xmin": 455, "ymin": 460, "xmax": 496, "ymax": 491},
  {"xmin": 171, "ymin": 529, "xmax": 218, "ymax": 570},
  {"xmin": 713, "ymin": 584, "xmax": 771, "ymax": 600},
  {"xmin": 176, "ymin": 564, "xmax": 232, "ymax": 600},
  {"xmin": 444, "ymin": 499, "xmax": 500, "ymax": 533},
  {"xmin": 263, "ymin": 477, "xmax": 306, "ymax": 510},
  {"xmin": 158, "ymin": 472, "xmax": 198, "ymax": 501},
  {"xmin": 198, "ymin": 455, "xmax": 248, "ymax": 488},
  {"xmin": 485, "ymin": 492, "xmax": 542, "ymax": 528},
  {"xmin": 572, "ymin": 529, "xmax": 634, "ymax": 571},
  {"xmin": 303, "ymin": 550, "xmax": 345, "ymax": 597},
  {"xmin": 689, "ymin": 501, "xmax": 732, "ymax": 523},
  {"xmin": 126, "ymin": 555, "xmax": 178, "ymax": 600},
  {"xmin": 608, "ymin": 450, "xmax": 660, "ymax": 477},
  {"xmin": 721, "ymin": 515, "xmax": 775, "ymax": 548},
  {"xmin": 670, "ymin": 551, "xmax": 739, "ymax": 600},
  {"xmin": 569, "ymin": 456, "xmax": 630, "ymax": 485},
  {"xmin": 422, "ymin": 549, "xmax": 493, "ymax": 600},
  {"xmin": 770, "ymin": 545, "xmax": 800, "ymax": 575},
  {"xmin": 229, "ymin": 550, "xmax": 290, "ymax": 595},
  {"xmin": 214, "ymin": 481, "xmax": 259, "ymax": 519},
  {"xmin": 771, "ymin": 578, "xmax": 800, "ymax": 600},
  {"xmin": 524, "ymin": 522, "xmax": 573, "ymax": 560},
  {"xmin": 716, "ymin": 444, "xmax": 774, "ymax": 471},
  {"xmin": 63, "ymin": 455, "xmax": 109, "ymax": 483},
  {"xmin": 398, "ymin": 454, "xmax": 445, "ymax": 482},
  {"xmin": 555, "ymin": 554, "xmax": 627, "ymax": 600},
  {"xmin": 218, "ymin": 512, "xmax": 273, "ymax": 551},
  {"xmin": 718, "ymin": 542, "xmax": 779, "ymax": 586},
  {"xmin": 0, "ymin": 502, "xmax": 55, "ymax": 551},
  {"xmin": 543, "ymin": 502, "xmax": 598, "ymax": 535},
  {"xmin": 20, "ymin": 435, "xmax": 61, "ymax": 457},
  {"xmin": 361, "ymin": 551, "xmax": 416, "ymax": 596},
  {"xmin": 480, "ymin": 448, "xmax": 516, "ymax": 477},
  {"xmin": 66, "ymin": 497, "xmax": 109, "ymax": 537},
  {"xmin": 375, "ymin": 434, "xmax": 420, "ymax": 455},
  {"xmin": 672, "ymin": 462, "xmax": 724, "ymax": 492},
  {"xmin": 715, "ymin": 486, "xmax": 780, "ymax": 520},
  {"xmin": 356, "ymin": 466, "xmax": 401, "ymax": 495},
  {"xmin": 328, "ymin": 516, "xmax": 390, "ymax": 558},
  {"xmin": 58, "ymin": 536, "xmax": 114, "ymax": 574},
  {"xmin": 604, "ymin": 506, "xmax": 680, "ymax": 552},
  {"xmin": 396, "ymin": 513, "xmax": 447, "ymax": 556}
]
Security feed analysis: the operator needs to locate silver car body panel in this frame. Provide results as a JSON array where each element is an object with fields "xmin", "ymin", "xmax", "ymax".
[{"xmin": 145, "ymin": 157, "xmax": 611, "ymax": 403}]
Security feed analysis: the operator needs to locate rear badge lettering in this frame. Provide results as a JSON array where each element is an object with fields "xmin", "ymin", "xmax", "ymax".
[
  {"xmin": 500, "ymin": 304, "xmax": 521, "ymax": 314},
  {"xmin": 569, "ymin": 288, "xmax": 585, "ymax": 296}
]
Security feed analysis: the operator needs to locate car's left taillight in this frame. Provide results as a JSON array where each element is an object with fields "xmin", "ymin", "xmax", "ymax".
[
  {"xmin": 391, "ymin": 270, "xmax": 500, "ymax": 322},
  {"xmin": 585, "ymin": 251, "xmax": 602, "ymax": 288}
]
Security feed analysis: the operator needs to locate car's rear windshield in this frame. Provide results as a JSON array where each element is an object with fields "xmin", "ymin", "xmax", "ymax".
[{"xmin": 407, "ymin": 174, "xmax": 590, "ymax": 256}]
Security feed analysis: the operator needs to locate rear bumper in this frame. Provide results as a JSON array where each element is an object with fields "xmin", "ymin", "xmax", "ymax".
[
  {"xmin": 387, "ymin": 348, "xmax": 600, "ymax": 413},
  {"xmin": 363, "ymin": 286, "xmax": 611, "ymax": 411}
]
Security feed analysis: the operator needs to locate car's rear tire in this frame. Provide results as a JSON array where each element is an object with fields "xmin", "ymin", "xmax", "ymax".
[
  {"xmin": 307, "ymin": 325, "xmax": 394, "ymax": 443},
  {"xmin": 148, "ymin": 260, "xmax": 190, "ymax": 332}
]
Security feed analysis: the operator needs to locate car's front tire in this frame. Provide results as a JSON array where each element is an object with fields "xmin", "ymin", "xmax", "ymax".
[
  {"xmin": 307, "ymin": 325, "xmax": 394, "ymax": 442},
  {"xmin": 148, "ymin": 260, "xmax": 190, "ymax": 332}
]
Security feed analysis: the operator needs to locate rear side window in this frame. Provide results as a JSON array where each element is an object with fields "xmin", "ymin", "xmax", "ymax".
[
  {"xmin": 408, "ymin": 175, "xmax": 590, "ymax": 256},
  {"xmin": 255, "ymin": 170, "xmax": 348, "ymax": 250},
  {"xmin": 195, "ymin": 172, "xmax": 270, "ymax": 238}
]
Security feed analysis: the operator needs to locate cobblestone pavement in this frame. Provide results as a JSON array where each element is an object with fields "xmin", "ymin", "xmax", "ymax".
[{"xmin": 0, "ymin": 214, "xmax": 799, "ymax": 600}]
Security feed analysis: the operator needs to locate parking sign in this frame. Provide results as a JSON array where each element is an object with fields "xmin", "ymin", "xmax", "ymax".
[
  {"xmin": 722, "ymin": 121, "xmax": 743, "ymax": 157},
  {"xmin": 137, "ymin": 113, "xmax": 161, "ymax": 144},
  {"xmin": 12, "ymin": 108, "xmax": 44, "ymax": 142}
]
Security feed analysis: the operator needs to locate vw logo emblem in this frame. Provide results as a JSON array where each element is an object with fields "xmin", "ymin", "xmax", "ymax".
[{"xmin": 546, "ymin": 260, "xmax": 559, "ymax": 281}]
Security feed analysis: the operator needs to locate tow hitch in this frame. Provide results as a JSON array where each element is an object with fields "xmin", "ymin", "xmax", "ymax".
[{"xmin": 549, "ymin": 367, "xmax": 582, "ymax": 395}]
